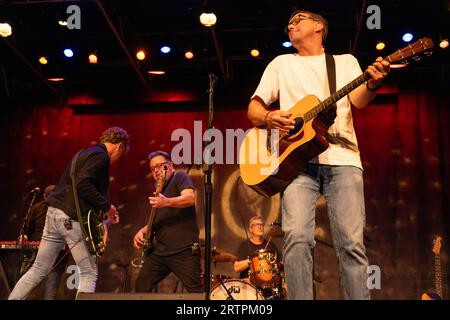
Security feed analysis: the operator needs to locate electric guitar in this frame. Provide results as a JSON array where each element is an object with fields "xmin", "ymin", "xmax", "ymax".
[
  {"xmin": 239, "ymin": 37, "xmax": 435, "ymax": 197},
  {"xmin": 82, "ymin": 210, "xmax": 115, "ymax": 257},
  {"xmin": 131, "ymin": 167, "xmax": 167, "ymax": 267},
  {"xmin": 422, "ymin": 236, "xmax": 443, "ymax": 300}
]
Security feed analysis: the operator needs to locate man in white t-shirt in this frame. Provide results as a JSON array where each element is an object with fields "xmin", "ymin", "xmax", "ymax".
[{"xmin": 247, "ymin": 10, "xmax": 390, "ymax": 300}]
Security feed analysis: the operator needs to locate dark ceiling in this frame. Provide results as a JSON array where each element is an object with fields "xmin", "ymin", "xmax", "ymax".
[{"xmin": 0, "ymin": 0, "xmax": 449, "ymax": 107}]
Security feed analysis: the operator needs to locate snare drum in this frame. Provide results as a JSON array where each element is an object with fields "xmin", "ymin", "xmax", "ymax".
[{"xmin": 209, "ymin": 279, "xmax": 265, "ymax": 300}]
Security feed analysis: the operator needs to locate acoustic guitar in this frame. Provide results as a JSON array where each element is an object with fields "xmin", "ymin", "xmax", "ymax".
[{"xmin": 239, "ymin": 37, "xmax": 434, "ymax": 197}]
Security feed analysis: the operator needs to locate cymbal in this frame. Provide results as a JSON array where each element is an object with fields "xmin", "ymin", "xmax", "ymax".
[{"xmin": 211, "ymin": 247, "xmax": 238, "ymax": 263}]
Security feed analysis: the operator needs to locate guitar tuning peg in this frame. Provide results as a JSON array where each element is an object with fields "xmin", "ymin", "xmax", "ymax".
[
  {"xmin": 413, "ymin": 56, "xmax": 422, "ymax": 61},
  {"xmin": 425, "ymin": 50, "xmax": 433, "ymax": 56}
]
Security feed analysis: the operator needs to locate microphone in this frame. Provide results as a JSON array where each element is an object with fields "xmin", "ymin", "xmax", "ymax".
[
  {"xmin": 29, "ymin": 187, "xmax": 40, "ymax": 193},
  {"xmin": 209, "ymin": 73, "xmax": 218, "ymax": 84}
]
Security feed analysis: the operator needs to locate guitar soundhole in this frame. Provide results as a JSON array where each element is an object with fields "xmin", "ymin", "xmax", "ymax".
[{"xmin": 288, "ymin": 117, "xmax": 304, "ymax": 136}]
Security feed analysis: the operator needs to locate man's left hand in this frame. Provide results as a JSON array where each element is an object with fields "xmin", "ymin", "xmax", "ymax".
[{"xmin": 367, "ymin": 56, "xmax": 391, "ymax": 88}]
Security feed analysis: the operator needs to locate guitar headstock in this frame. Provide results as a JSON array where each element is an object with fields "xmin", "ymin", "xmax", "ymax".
[
  {"xmin": 154, "ymin": 165, "xmax": 169, "ymax": 193},
  {"xmin": 432, "ymin": 236, "xmax": 442, "ymax": 255},
  {"xmin": 385, "ymin": 37, "xmax": 434, "ymax": 64}
]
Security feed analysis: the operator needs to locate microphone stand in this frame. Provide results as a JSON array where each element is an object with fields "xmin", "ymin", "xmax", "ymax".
[
  {"xmin": 203, "ymin": 73, "xmax": 217, "ymax": 300},
  {"xmin": 17, "ymin": 191, "xmax": 39, "ymax": 281}
]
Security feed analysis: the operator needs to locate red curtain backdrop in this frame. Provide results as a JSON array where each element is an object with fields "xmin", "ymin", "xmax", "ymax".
[{"xmin": 1, "ymin": 86, "xmax": 449, "ymax": 299}]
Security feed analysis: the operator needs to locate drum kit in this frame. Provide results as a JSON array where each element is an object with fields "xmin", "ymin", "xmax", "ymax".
[{"xmin": 208, "ymin": 223, "xmax": 287, "ymax": 300}]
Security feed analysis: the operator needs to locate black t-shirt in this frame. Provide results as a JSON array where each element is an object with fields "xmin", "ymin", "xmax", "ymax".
[
  {"xmin": 236, "ymin": 239, "xmax": 281, "ymax": 279},
  {"xmin": 152, "ymin": 171, "xmax": 199, "ymax": 256}
]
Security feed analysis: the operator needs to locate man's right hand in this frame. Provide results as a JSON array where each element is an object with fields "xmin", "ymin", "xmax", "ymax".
[
  {"xmin": 133, "ymin": 226, "xmax": 147, "ymax": 249},
  {"xmin": 265, "ymin": 110, "xmax": 295, "ymax": 132},
  {"xmin": 105, "ymin": 205, "xmax": 119, "ymax": 220}
]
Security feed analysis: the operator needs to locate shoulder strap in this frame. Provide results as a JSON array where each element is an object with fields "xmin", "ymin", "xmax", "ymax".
[
  {"xmin": 322, "ymin": 53, "xmax": 338, "ymax": 141},
  {"xmin": 325, "ymin": 53, "xmax": 336, "ymax": 95},
  {"xmin": 70, "ymin": 151, "xmax": 87, "ymax": 236}
]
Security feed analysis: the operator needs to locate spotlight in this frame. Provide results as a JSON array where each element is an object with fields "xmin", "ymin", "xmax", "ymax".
[
  {"xmin": 376, "ymin": 42, "xmax": 385, "ymax": 51},
  {"xmin": 250, "ymin": 49, "xmax": 260, "ymax": 57},
  {"xmin": 0, "ymin": 22, "xmax": 12, "ymax": 37},
  {"xmin": 136, "ymin": 50, "xmax": 146, "ymax": 61},
  {"xmin": 402, "ymin": 33, "xmax": 413, "ymax": 43},
  {"xmin": 39, "ymin": 57, "xmax": 48, "ymax": 65},
  {"xmin": 58, "ymin": 20, "xmax": 67, "ymax": 26},
  {"xmin": 47, "ymin": 78, "xmax": 65, "ymax": 82},
  {"xmin": 63, "ymin": 49, "xmax": 74, "ymax": 58},
  {"xmin": 439, "ymin": 39, "xmax": 449, "ymax": 49},
  {"xmin": 199, "ymin": 13, "xmax": 217, "ymax": 27},
  {"xmin": 160, "ymin": 46, "xmax": 171, "ymax": 54},
  {"xmin": 88, "ymin": 54, "xmax": 98, "ymax": 64},
  {"xmin": 147, "ymin": 70, "xmax": 165, "ymax": 75},
  {"xmin": 185, "ymin": 51, "xmax": 194, "ymax": 59},
  {"xmin": 282, "ymin": 41, "xmax": 292, "ymax": 48}
]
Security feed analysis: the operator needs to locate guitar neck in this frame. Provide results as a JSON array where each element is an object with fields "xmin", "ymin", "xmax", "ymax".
[
  {"xmin": 144, "ymin": 206, "xmax": 158, "ymax": 242},
  {"xmin": 435, "ymin": 254, "xmax": 443, "ymax": 298},
  {"xmin": 303, "ymin": 71, "xmax": 371, "ymax": 122}
]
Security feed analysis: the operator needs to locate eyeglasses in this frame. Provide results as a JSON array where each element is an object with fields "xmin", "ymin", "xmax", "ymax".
[
  {"xmin": 250, "ymin": 223, "xmax": 265, "ymax": 228},
  {"xmin": 285, "ymin": 14, "xmax": 315, "ymax": 33},
  {"xmin": 150, "ymin": 161, "xmax": 170, "ymax": 172}
]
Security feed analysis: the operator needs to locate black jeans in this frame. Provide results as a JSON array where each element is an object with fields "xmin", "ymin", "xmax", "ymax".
[{"xmin": 135, "ymin": 248, "xmax": 203, "ymax": 293}]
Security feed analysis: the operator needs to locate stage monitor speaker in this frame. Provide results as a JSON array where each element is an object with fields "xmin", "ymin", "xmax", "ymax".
[{"xmin": 76, "ymin": 292, "xmax": 206, "ymax": 300}]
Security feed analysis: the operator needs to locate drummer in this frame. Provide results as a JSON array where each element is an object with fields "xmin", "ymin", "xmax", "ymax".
[{"xmin": 233, "ymin": 216, "xmax": 282, "ymax": 279}]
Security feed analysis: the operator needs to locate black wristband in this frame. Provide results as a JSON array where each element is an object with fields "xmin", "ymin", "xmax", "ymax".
[
  {"xmin": 264, "ymin": 110, "xmax": 272, "ymax": 127},
  {"xmin": 366, "ymin": 80, "xmax": 382, "ymax": 92}
]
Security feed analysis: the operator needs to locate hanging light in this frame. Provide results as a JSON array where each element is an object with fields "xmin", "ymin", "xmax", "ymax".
[
  {"xmin": 39, "ymin": 57, "xmax": 48, "ymax": 65},
  {"xmin": 185, "ymin": 50, "xmax": 194, "ymax": 59},
  {"xmin": 250, "ymin": 49, "xmax": 260, "ymax": 57},
  {"xmin": 88, "ymin": 53, "xmax": 98, "ymax": 64},
  {"xmin": 375, "ymin": 42, "xmax": 385, "ymax": 51},
  {"xmin": 0, "ymin": 22, "xmax": 12, "ymax": 37},
  {"xmin": 199, "ymin": 13, "xmax": 217, "ymax": 27},
  {"xmin": 136, "ymin": 50, "xmax": 146, "ymax": 61}
]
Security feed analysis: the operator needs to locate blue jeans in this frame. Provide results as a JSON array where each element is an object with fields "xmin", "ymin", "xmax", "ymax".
[
  {"xmin": 19, "ymin": 249, "xmax": 68, "ymax": 299},
  {"xmin": 9, "ymin": 207, "xmax": 97, "ymax": 300},
  {"xmin": 282, "ymin": 164, "xmax": 369, "ymax": 300}
]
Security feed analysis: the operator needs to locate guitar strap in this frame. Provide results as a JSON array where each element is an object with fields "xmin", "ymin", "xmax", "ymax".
[
  {"xmin": 321, "ymin": 53, "xmax": 344, "ymax": 147},
  {"xmin": 322, "ymin": 53, "xmax": 337, "ymax": 127},
  {"xmin": 69, "ymin": 150, "xmax": 89, "ymax": 239}
]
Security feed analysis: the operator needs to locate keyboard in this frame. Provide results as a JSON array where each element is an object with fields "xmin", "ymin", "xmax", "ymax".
[{"xmin": 0, "ymin": 241, "xmax": 40, "ymax": 250}]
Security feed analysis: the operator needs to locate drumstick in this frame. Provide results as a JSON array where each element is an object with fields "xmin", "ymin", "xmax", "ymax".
[{"xmin": 264, "ymin": 235, "xmax": 273, "ymax": 251}]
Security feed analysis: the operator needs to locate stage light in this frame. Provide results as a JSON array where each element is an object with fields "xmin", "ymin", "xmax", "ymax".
[
  {"xmin": 39, "ymin": 57, "xmax": 48, "ymax": 65},
  {"xmin": 47, "ymin": 78, "xmax": 65, "ymax": 82},
  {"xmin": 185, "ymin": 50, "xmax": 194, "ymax": 59},
  {"xmin": 250, "ymin": 49, "xmax": 260, "ymax": 57},
  {"xmin": 147, "ymin": 70, "xmax": 165, "ymax": 75},
  {"xmin": 439, "ymin": 39, "xmax": 449, "ymax": 49},
  {"xmin": 136, "ymin": 50, "xmax": 146, "ymax": 61},
  {"xmin": 402, "ymin": 33, "xmax": 413, "ymax": 43},
  {"xmin": 282, "ymin": 41, "xmax": 292, "ymax": 48},
  {"xmin": 376, "ymin": 42, "xmax": 385, "ymax": 50},
  {"xmin": 88, "ymin": 54, "xmax": 98, "ymax": 64},
  {"xmin": 199, "ymin": 13, "xmax": 217, "ymax": 27},
  {"xmin": 160, "ymin": 46, "xmax": 171, "ymax": 54},
  {"xmin": 63, "ymin": 49, "xmax": 74, "ymax": 58},
  {"xmin": 0, "ymin": 22, "xmax": 12, "ymax": 37},
  {"xmin": 58, "ymin": 20, "xmax": 67, "ymax": 26}
]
